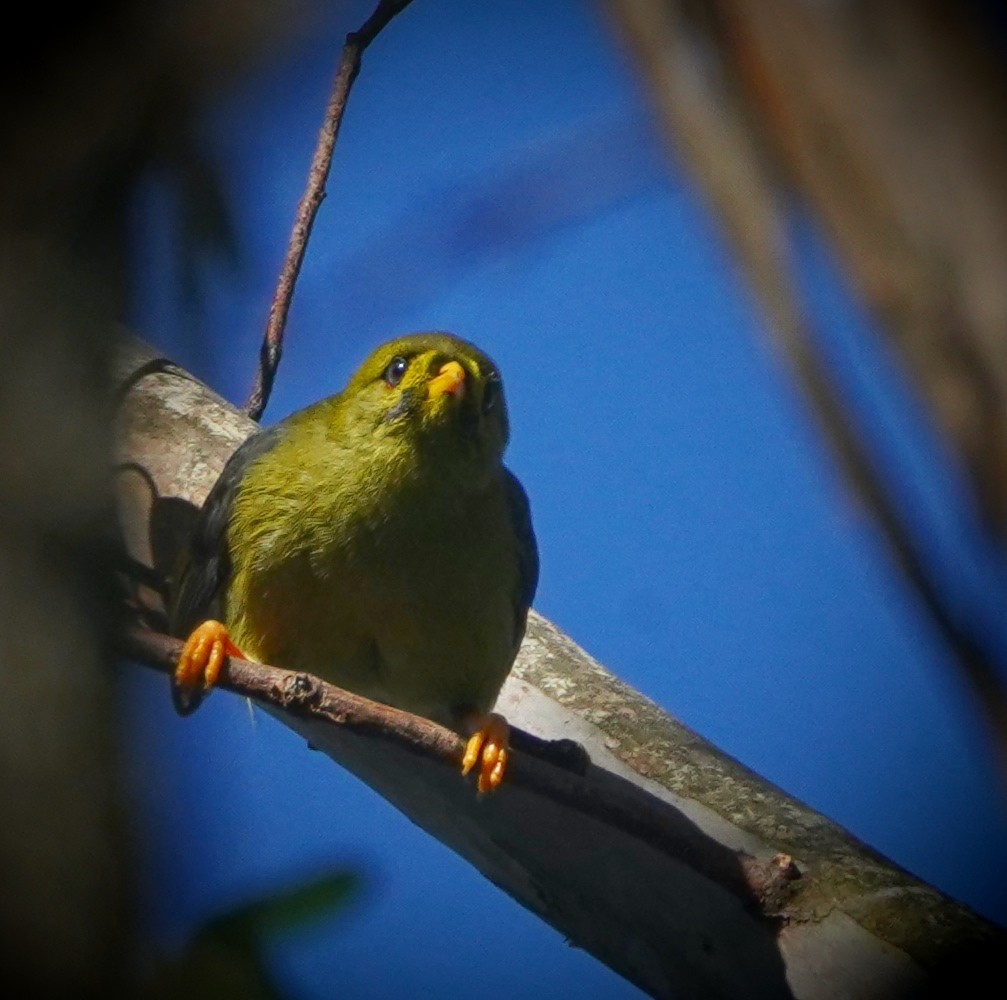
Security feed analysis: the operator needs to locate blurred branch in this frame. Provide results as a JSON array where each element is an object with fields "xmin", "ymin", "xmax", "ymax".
[
  {"xmin": 115, "ymin": 335, "xmax": 1002, "ymax": 1000},
  {"xmin": 606, "ymin": 0, "xmax": 1007, "ymax": 773},
  {"xmin": 715, "ymin": 0, "xmax": 1007, "ymax": 534},
  {"xmin": 0, "ymin": 3, "xmax": 305, "ymax": 994},
  {"xmin": 244, "ymin": 0, "xmax": 417, "ymax": 421}
]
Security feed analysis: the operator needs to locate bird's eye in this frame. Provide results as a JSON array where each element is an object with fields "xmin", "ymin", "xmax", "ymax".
[
  {"xmin": 483, "ymin": 373, "xmax": 501, "ymax": 413},
  {"xmin": 383, "ymin": 356, "xmax": 409, "ymax": 388}
]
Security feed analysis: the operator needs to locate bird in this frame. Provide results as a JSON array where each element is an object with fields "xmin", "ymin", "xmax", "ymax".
[{"xmin": 169, "ymin": 332, "xmax": 538, "ymax": 793}]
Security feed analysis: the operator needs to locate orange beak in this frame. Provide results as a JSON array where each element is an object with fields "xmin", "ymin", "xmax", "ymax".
[{"xmin": 426, "ymin": 360, "xmax": 466, "ymax": 400}]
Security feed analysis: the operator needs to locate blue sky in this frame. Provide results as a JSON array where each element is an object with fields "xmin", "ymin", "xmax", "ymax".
[{"xmin": 126, "ymin": 1, "xmax": 1007, "ymax": 995}]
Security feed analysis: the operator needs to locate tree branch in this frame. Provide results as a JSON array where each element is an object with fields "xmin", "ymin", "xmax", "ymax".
[
  {"xmin": 119, "ymin": 624, "xmax": 799, "ymax": 916},
  {"xmin": 115, "ymin": 334, "xmax": 1002, "ymax": 999},
  {"xmin": 243, "ymin": 0, "xmax": 417, "ymax": 421}
]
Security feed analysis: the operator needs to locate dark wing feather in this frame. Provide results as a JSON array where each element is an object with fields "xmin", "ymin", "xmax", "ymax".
[
  {"xmin": 169, "ymin": 424, "xmax": 284, "ymax": 637},
  {"xmin": 503, "ymin": 468, "xmax": 538, "ymax": 646}
]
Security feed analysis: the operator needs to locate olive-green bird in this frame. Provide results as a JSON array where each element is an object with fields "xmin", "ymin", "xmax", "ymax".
[{"xmin": 170, "ymin": 333, "xmax": 537, "ymax": 792}]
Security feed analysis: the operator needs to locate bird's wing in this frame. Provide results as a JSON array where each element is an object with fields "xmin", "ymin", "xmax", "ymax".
[
  {"xmin": 503, "ymin": 468, "xmax": 539, "ymax": 646},
  {"xmin": 169, "ymin": 424, "xmax": 284, "ymax": 637}
]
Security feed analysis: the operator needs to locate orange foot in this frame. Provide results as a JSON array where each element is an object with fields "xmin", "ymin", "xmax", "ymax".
[
  {"xmin": 171, "ymin": 619, "xmax": 245, "ymax": 715},
  {"xmin": 461, "ymin": 713, "xmax": 509, "ymax": 794}
]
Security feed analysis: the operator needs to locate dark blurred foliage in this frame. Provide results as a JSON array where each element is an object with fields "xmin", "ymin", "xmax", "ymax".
[
  {"xmin": 140, "ymin": 870, "xmax": 360, "ymax": 1000},
  {"xmin": 0, "ymin": 4, "xmax": 318, "ymax": 995}
]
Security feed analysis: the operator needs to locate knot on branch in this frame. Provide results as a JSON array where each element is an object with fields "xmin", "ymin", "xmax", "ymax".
[
  {"xmin": 741, "ymin": 852, "xmax": 802, "ymax": 917},
  {"xmin": 279, "ymin": 672, "xmax": 324, "ymax": 711}
]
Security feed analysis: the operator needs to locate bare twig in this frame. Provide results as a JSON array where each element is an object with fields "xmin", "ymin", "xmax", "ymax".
[
  {"xmin": 118, "ymin": 624, "xmax": 799, "ymax": 914},
  {"xmin": 243, "ymin": 0, "xmax": 417, "ymax": 421}
]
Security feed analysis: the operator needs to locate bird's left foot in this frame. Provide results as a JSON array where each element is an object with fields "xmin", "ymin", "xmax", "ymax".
[{"xmin": 461, "ymin": 713, "xmax": 509, "ymax": 794}]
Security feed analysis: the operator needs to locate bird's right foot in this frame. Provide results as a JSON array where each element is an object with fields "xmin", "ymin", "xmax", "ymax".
[{"xmin": 172, "ymin": 619, "xmax": 244, "ymax": 714}]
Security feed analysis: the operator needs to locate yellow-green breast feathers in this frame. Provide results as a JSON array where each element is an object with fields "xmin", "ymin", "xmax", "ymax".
[{"xmin": 170, "ymin": 333, "xmax": 537, "ymax": 730}]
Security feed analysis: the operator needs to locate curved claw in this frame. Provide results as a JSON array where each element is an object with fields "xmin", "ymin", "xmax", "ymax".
[
  {"xmin": 461, "ymin": 713, "xmax": 509, "ymax": 794},
  {"xmin": 171, "ymin": 619, "xmax": 244, "ymax": 715}
]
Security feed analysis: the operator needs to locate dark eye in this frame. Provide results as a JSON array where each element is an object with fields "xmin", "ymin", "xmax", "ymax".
[
  {"xmin": 383, "ymin": 356, "xmax": 409, "ymax": 387},
  {"xmin": 483, "ymin": 373, "xmax": 501, "ymax": 413}
]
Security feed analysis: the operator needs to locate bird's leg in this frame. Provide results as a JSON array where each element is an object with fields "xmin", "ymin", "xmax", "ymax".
[
  {"xmin": 461, "ymin": 712, "xmax": 509, "ymax": 794},
  {"xmin": 172, "ymin": 620, "xmax": 245, "ymax": 713}
]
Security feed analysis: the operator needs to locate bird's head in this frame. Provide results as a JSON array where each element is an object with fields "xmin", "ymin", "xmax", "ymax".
[{"xmin": 337, "ymin": 333, "xmax": 510, "ymax": 480}]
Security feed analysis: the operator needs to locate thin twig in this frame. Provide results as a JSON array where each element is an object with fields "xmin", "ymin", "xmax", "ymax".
[
  {"xmin": 119, "ymin": 624, "xmax": 798, "ymax": 914},
  {"xmin": 243, "ymin": 0, "xmax": 417, "ymax": 421}
]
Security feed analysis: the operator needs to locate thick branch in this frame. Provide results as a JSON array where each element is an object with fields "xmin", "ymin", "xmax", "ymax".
[
  {"xmin": 115, "ymin": 336, "xmax": 1002, "ymax": 999},
  {"xmin": 244, "ymin": 0, "xmax": 416, "ymax": 420}
]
